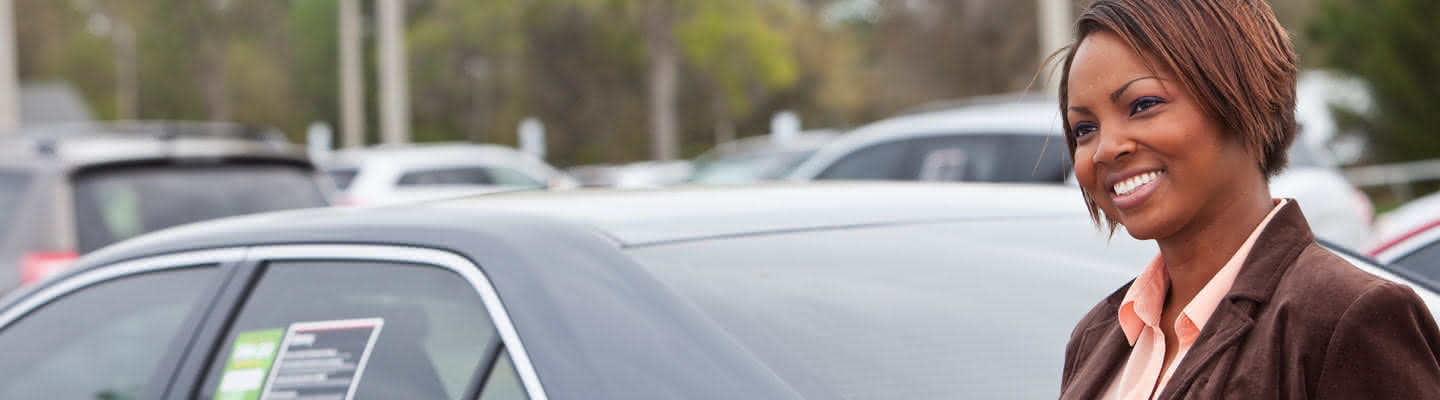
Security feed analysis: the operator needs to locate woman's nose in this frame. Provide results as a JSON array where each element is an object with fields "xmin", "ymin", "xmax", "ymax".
[{"xmin": 1092, "ymin": 128, "xmax": 1136, "ymax": 164}]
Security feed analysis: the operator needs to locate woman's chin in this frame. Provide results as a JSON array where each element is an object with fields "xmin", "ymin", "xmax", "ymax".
[{"xmin": 1116, "ymin": 219, "xmax": 1176, "ymax": 241}]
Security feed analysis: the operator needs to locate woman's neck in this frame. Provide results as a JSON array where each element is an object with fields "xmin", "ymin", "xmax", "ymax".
[{"xmin": 1156, "ymin": 189, "xmax": 1274, "ymax": 308}]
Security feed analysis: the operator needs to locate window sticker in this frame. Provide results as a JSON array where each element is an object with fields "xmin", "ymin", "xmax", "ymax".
[
  {"xmin": 257, "ymin": 318, "xmax": 385, "ymax": 400},
  {"xmin": 215, "ymin": 328, "xmax": 286, "ymax": 400}
]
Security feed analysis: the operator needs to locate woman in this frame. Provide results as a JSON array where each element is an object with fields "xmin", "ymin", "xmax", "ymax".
[{"xmin": 1056, "ymin": 1, "xmax": 1440, "ymax": 399}]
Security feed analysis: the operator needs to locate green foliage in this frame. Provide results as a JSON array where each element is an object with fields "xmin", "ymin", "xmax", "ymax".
[
  {"xmin": 678, "ymin": 1, "xmax": 799, "ymax": 117},
  {"xmin": 13, "ymin": 0, "xmax": 1052, "ymax": 166},
  {"xmin": 1308, "ymin": 0, "xmax": 1440, "ymax": 162}
]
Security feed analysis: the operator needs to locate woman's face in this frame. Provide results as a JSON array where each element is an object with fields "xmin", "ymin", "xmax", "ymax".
[{"xmin": 1065, "ymin": 31, "xmax": 1257, "ymax": 240}]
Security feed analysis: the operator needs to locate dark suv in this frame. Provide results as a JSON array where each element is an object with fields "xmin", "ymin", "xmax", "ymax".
[{"xmin": 0, "ymin": 122, "xmax": 332, "ymax": 290}]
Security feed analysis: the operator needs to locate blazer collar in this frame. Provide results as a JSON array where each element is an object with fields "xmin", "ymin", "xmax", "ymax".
[
  {"xmin": 1215, "ymin": 199, "xmax": 1315, "ymax": 304},
  {"xmin": 1156, "ymin": 199, "xmax": 1316, "ymax": 399}
]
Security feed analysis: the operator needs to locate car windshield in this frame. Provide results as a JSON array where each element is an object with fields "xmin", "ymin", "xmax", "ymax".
[
  {"xmin": 0, "ymin": 170, "xmax": 29, "ymax": 240},
  {"xmin": 327, "ymin": 167, "xmax": 360, "ymax": 190},
  {"xmin": 689, "ymin": 150, "xmax": 815, "ymax": 184},
  {"xmin": 71, "ymin": 163, "xmax": 329, "ymax": 252}
]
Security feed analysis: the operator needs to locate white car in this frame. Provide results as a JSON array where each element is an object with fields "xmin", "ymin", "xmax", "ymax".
[
  {"xmin": 323, "ymin": 143, "xmax": 577, "ymax": 205},
  {"xmin": 786, "ymin": 97, "xmax": 1375, "ymax": 249},
  {"xmin": 785, "ymin": 99, "xmax": 1072, "ymax": 183}
]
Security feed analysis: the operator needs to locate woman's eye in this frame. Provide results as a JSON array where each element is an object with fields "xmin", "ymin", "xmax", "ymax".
[
  {"xmin": 1129, "ymin": 96, "xmax": 1166, "ymax": 115},
  {"xmin": 1072, "ymin": 123, "xmax": 1098, "ymax": 139}
]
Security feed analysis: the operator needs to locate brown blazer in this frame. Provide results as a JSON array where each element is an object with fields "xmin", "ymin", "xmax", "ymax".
[{"xmin": 1060, "ymin": 201, "xmax": 1440, "ymax": 399}]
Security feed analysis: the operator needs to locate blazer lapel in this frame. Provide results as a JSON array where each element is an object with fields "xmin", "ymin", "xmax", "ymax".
[
  {"xmin": 1154, "ymin": 302, "xmax": 1256, "ymax": 399},
  {"xmin": 1155, "ymin": 200, "xmax": 1316, "ymax": 399}
]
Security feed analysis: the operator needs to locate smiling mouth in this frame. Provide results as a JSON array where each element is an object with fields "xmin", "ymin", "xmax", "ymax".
[
  {"xmin": 1112, "ymin": 171, "xmax": 1162, "ymax": 195},
  {"xmin": 1107, "ymin": 170, "xmax": 1165, "ymax": 210}
]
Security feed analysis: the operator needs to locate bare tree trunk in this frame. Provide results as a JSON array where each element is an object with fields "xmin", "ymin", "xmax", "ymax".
[
  {"xmin": 114, "ymin": 21, "xmax": 138, "ymax": 120},
  {"xmin": 203, "ymin": 47, "xmax": 229, "ymax": 122},
  {"xmin": 195, "ymin": 12, "xmax": 229, "ymax": 123},
  {"xmin": 645, "ymin": 0, "xmax": 679, "ymax": 161}
]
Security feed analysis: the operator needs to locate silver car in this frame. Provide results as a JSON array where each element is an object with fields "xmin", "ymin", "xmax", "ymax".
[{"xmin": 0, "ymin": 122, "xmax": 332, "ymax": 291}]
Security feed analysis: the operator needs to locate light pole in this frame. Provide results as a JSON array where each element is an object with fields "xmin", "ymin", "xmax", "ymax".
[
  {"xmin": 339, "ymin": 0, "xmax": 364, "ymax": 148},
  {"xmin": 1038, "ymin": 0, "xmax": 1072, "ymax": 94},
  {"xmin": 376, "ymin": 0, "xmax": 409, "ymax": 145},
  {"xmin": 0, "ymin": 0, "xmax": 19, "ymax": 132}
]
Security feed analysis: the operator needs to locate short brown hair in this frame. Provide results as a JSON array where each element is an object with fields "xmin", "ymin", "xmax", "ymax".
[{"xmin": 1057, "ymin": 0, "xmax": 1298, "ymax": 227}]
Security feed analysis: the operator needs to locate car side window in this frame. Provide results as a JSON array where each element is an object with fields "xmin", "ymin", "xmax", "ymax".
[
  {"xmin": 909, "ymin": 135, "xmax": 1005, "ymax": 182},
  {"xmin": 1013, "ymin": 135, "xmax": 1072, "ymax": 183},
  {"xmin": 1394, "ymin": 242, "xmax": 1440, "ymax": 284},
  {"xmin": 903, "ymin": 134, "xmax": 1071, "ymax": 183},
  {"xmin": 478, "ymin": 350, "xmax": 529, "ymax": 400},
  {"xmin": 0, "ymin": 266, "xmax": 218, "ymax": 399},
  {"xmin": 816, "ymin": 140, "xmax": 911, "ymax": 180},
  {"xmin": 198, "ymin": 260, "xmax": 505, "ymax": 400},
  {"xmin": 0, "ymin": 169, "xmax": 30, "ymax": 239},
  {"xmin": 486, "ymin": 167, "xmax": 546, "ymax": 187},
  {"xmin": 397, "ymin": 167, "xmax": 496, "ymax": 186}
]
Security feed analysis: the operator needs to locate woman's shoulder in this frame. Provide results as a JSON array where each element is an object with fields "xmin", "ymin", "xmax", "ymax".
[
  {"xmin": 1269, "ymin": 242, "xmax": 1430, "ymax": 323},
  {"xmin": 1282, "ymin": 243, "xmax": 1402, "ymax": 296}
]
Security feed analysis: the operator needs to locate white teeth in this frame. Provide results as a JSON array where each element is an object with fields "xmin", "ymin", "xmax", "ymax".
[{"xmin": 1114, "ymin": 171, "xmax": 1161, "ymax": 195}]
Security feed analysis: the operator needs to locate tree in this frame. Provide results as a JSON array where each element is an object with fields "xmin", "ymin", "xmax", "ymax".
[{"xmin": 1308, "ymin": 0, "xmax": 1440, "ymax": 163}]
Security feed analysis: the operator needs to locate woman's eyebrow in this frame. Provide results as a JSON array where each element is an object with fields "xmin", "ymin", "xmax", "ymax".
[
  {"xmin": 1109, "ymin": 76, "xmax": 1160, "ymax": 103},
  {"xmin": 1068, "ymin": 105, "xmax": 1094, "ymax": 116}
]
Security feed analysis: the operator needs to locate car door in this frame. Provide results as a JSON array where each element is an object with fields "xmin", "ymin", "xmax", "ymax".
[
  {"xmin": 170, "ymin": 244, "xmax": 544, "ymax": 400},
  {"xmin": 0, "ymin": 249, "xmax": 244, "ymax": 400}
]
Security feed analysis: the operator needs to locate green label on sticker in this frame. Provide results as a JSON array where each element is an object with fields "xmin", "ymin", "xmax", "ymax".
[{"xmin": 214, "ymin": 328, "xmax": 285, "ymax": 400}]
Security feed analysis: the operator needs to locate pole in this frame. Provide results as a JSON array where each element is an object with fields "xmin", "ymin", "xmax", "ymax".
[
  {"xmin": 376, "ymin": 0, "xmax": 409, "ymax": 145},
  {"xmin": 645, "ymin": 0, "xmax": 678, "ymax": 161},
  {"xmin": 1038, "ymin": 0, "xmax": 1072, "ymax": 94},
  {"xmin": 339, "ymin": 0, "xmax": 365, "ymax": 148},
  {"xmin": 0, "ymin": 0, "xmax": 19, "ymax": 132}
]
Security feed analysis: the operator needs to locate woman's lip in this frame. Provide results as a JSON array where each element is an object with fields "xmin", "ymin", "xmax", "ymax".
[{"xmin": 1110, "ymin": 172, "xmax": 1163, "ymax": 210}]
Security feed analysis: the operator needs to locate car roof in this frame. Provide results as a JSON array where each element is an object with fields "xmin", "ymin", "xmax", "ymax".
[
  {"xmin": 436, "ymin": 182, "xmax": 1089, "ymax": 244},
  {"xmin": 78, "ymin": 182, "xmax": 1090, "ymax": 261},
  {"xmin": 847, "ymin": 99, "xmax": 1063, "ymax": 140},
  {"xmin": 328, "ymin": 143, "xmax": 552, "ymax": 170},
  {"xmin": 0, "ymin": 121, "xmax": 305, "ymax": 167}
]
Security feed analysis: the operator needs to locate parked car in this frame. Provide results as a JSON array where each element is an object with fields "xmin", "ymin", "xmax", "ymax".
[
  {"xmin": 1371, "ymin": 191, "xmax": 1440, "ymax": 251},
  {"xmin": 0, "ymin": 122, "xmax": 332, "ymax": 290},
  {"xmin": 785, "ymin": 98, "xmax": 1072, "ymax": 183},
  {"xmin": 687, "ymin": 131, "xmax": 837, "ymax": 184},
  {"xmin": 0, "ymin": 182, "xmax": 1430, "ymax": 399},
  {"xmin": 1369, "ymin": 207, "xmax": 1440, "ymax": 285},
  {"xmin": 786, "ymin": 96, "xmax": 1375, "ymax": 249},
  {"xmin": 322, "ymin": 143, "xmax": 577, "ymax": 205}
]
